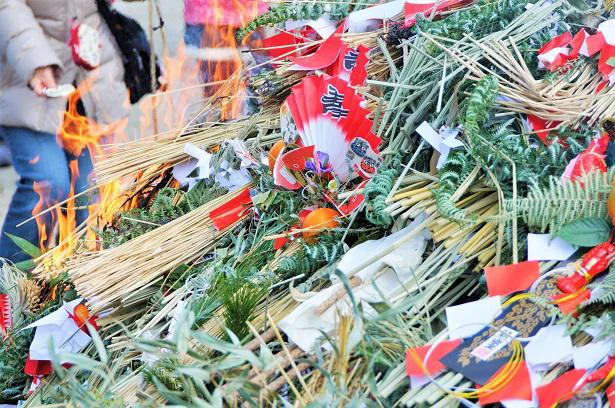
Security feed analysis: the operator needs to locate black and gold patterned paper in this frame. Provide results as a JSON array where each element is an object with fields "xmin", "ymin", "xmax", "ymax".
[{"xmin": 439, "ymin": 277, "xmax": 560, "ymax": 384}]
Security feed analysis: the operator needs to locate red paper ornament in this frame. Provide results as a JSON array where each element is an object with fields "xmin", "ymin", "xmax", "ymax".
[{"xmin": 68, "ymin": 20, "xmax": 101, "ymax": 70}]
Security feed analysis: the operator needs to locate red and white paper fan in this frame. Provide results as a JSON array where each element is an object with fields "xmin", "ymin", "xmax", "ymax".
[
  {"xmin": 68, "ymin": 20, "xmax": 102, "ymax": 70},
  {"xmin": 325, "ymin": 44, "xmax": 369, "ymax": 86},
  {"xmin": 0, "ymin": 294, "xmax": 11, "ymax": 337},
  {"xmin": 537, "ymin": 31, "xmax": 572, "ymax": 71},
  {"xmin": 276, "ymin": 75, "xmax": 382, "ymax": 189}
]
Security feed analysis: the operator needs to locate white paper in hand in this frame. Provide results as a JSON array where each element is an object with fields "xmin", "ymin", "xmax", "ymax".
[{"xmin": 44, "ymin": 84, "xmax": 76, "ymax": 98}]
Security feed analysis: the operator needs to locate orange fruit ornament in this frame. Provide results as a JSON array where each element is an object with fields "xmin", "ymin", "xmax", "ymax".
[
  {"xmin": 609, "ymin": 183, "xmax": 615, "ymax": 226},
  {"xmin": 73, "ymin": 303, "xmax": 90, "ymax": 327},
  {"xmin": 302, "ymin": 208, "xmax": 340, "ymax": 241},
  {"xmin": 268, "ymin": 140, "xmax": 286, "ymax": 171}
]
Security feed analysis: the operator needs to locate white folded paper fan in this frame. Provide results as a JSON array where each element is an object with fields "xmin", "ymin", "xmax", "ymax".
[{"xmin": 280, "ymin": 75, "xmax": 382, "ymax": 182}]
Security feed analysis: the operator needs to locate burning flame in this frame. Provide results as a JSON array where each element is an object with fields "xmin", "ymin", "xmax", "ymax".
[
  {"xmin": 199, "ymin": 0, "xmax": 264, "ymax": 120},
  {"xmin": 31, "ymin": 161, "xmax": 76, "ymax": 258},
  {"xmin": 30, "ymin": 0, "xmax": 266, "ymax": 267},
  {"xmin": 32, "ymin": 182, "xmax": 51, "ymax": 251},
  {"xmin": 33, "ymin": 85, "xmax": 125, "ymax": 265}
]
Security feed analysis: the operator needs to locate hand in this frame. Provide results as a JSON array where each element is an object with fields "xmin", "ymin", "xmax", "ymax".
[
  {"xmin": 29, "ymin": 66, "xmax": 58, "ymax": 96},
  {"xmin": 158, "ymin": 75, "xmax": 169, "ymax": 92}
]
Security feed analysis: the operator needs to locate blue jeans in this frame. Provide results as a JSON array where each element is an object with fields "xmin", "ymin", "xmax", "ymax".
[
  {"xmin": 0, "ymin": 127, "xmax": 93, "ymax": 263},
  {"xmin": 184, "ymin": 23, "xmax": 204, "ymax": 48}
]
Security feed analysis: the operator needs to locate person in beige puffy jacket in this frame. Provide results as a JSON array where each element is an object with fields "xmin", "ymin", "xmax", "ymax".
[{"xmin": 0, "ymin": 0, "xmax": 130, "ymax": 262}]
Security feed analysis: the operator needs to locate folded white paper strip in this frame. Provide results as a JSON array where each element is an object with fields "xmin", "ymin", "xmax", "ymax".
[
  {"xmin": 573, "ymin": 340, "xmax": 611, "ymax": 370},
  {"xmin": 215, "ymin": 160, "xmax": 252, "ymax": 192},
  {"xmin": 524, "ymin": 325, "xmax": 573, "ymax": 370},
  {"xmin": 445, "ymin": 296, "xmax": 502, "ymax": 340},
  {"xmin": 347, "ymin": 0, "xmax": 405, "ymax": 33},
  {"xmin": 416, "ymin": 121, "xmax": 464, "ymax": 169},
  {"xmin": 173, "ymin": 142, "xmax": 212, "ymax": 189},
  {"xmin": 286, "ymin": 15, "xmax": 336, "ymax": 39},
  {"xmin": 26, "ymin": 299, "xmax": 91, "ymax": 362}
]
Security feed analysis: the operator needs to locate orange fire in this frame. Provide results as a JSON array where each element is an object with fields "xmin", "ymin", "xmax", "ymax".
[
  {"xmin": 31, "ymin": 161, "xmax": 76, "ymax": 257},
  {"xmin": 56, "ymin": 160, "xmax": 78, "ymax": 256},
  {"xmin": 32, "ymin": 85, "xmax": 125, "ymax": 264},
  {"xmin": 32, "ymin": 181, "xmax": 52, "ymax": 252},
  {"xmin": 30, "ymin": 1, "xmax": 265, "ymax": 265},
  {"xmin": 199, "ymin": 0, "xmax": 263, "ymax": 121}
]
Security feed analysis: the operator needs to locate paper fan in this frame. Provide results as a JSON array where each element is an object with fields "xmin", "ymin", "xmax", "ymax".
[
  {"xmin": 325, "ymin": 44, "xmax": 369, "ymax": 86},
  {"xmin": 0, "ymin": 294, "xmax": 11, "ymax": 335},
  {"xmin": 278, "ymin": 75, "xmax": 381, "ymax": 185},
  {"xmin": 68, "ymin": 20, "xmax": 101, "ymax": 70}
]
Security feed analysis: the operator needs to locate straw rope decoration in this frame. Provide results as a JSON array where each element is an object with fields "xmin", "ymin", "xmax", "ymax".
[{"xmin": 66, "ymin": 186, "xmax": 252, "ymax": 312}]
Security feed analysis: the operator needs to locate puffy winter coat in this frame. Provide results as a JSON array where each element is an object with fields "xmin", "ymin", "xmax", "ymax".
[{"xmin": 0, "ymin": 0, "xmax": 129, "ymax": 134}]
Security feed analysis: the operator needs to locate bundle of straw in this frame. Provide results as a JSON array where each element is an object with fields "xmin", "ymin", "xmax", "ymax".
[
  {"xmin": 94, "ymin": 111, "xmax": 277, "ymax": 188},
  {"xmin": 67, "ymin": 187, "xmax": 251, "ymax": 311},
  {"xmin": 433, "ymin": 36, "xmax": 615, "ymax": 125}
]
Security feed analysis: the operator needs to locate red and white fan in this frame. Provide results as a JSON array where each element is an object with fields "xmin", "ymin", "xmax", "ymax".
[
  {"xmin": 0, "ymin": 294, "xmax": 12, "ymax": 337},
  {"xmin": 276, "ymin": 75, "xmax": 381, "ymax": 190},
  {"xmin": 68, "ymin": 20, "xmax": 102, "ymax": 70}
]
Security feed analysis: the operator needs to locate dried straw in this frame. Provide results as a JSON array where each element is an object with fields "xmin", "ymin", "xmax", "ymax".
[
  {"xmin": 66, "ymin": 187, "xmax": 251, "ymax": 312},
  {"xmin": 94, "ymin": 112, "xmax": 278, "ymax": 188}
]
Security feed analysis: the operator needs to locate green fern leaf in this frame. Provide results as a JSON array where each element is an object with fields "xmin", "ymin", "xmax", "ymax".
[{"xmin": 507, "ymin": 169, "xmax": 615, "ymax": 233}]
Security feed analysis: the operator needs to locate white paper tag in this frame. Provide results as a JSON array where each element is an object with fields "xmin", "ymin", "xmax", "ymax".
[
  {"xmin": 286, "ymin": 15, "xmax": 336, "ymax": 39},
  {"xmin": 347, "ymin": 0, "xmax": 405, "ymax": 33},
  {"xmin": 524, "ymin": 324, "xmax": 573, "ymax": 370},
  {"xmin": 471, "ymin": 326, "xmax": 518, "ymax": 361},
  {"xmin": 416, "ymin": 121, "xmax": 442, "ymax": 150},
  {"xmin": 598, "ymin": 19, "xmax": 615, "ymax": 46},
  {"xmin": 446, "ymin": 296, "xmax": 502, "ymax": 340},
  {"xmin": 527, "ymin": 234, "xmax": 577, "ymax": 261},
  {"xmin": 573, "ymin": 341, "xmax": 612, "ymax": 370}
]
